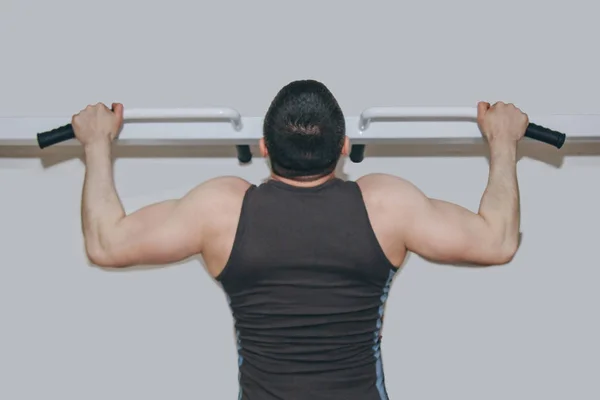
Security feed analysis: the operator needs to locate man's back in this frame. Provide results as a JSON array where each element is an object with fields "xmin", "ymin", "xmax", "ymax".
[{"xmin": 211, "ymin": 177, "xmax": 400, "ymax": 400}]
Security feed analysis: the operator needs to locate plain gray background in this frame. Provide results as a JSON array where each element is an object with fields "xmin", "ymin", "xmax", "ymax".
[{"xmin": 1, "ymin": 0, "xmax": 599, "ymax": 399}]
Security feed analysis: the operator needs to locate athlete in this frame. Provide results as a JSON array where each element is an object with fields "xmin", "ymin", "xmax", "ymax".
[{"xmin": 72, "ymin": 80, "xmax": 526, "ymax": 399}]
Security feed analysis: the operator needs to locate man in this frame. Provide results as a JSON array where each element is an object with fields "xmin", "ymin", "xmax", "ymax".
[{"xmin": 73, "ymin": 80, "xmax": 526, "ymax": 399}]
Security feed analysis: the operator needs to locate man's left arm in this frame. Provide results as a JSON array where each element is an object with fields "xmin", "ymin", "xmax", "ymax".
[
  {"xmin": 71, "ymin": 102, "xmax": 248, "ymax": 268},
  {"xmin": 81, "ymin": 139, "xmax": 233, "ymax": 267}
]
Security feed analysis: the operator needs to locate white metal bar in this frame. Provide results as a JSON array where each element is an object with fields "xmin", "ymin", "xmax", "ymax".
[
  {"xmin": 122, "ymin": 107, "xmax": 243, "ymax": 130},
  {"xmin": 1, "ymin": 111, "xmax": 600, "ymax": 147},
  {"xmin": 359, "ymin": 107, "xmax": 478, "ymax": 130}
]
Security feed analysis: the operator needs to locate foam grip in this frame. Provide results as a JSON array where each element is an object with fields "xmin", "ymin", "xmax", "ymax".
[
  {"xmin": 525, "ymin": 123, "xmax": 566, "ymax": 148},
  {"xmin": 236, "ymin": 145, "xmax": 252, "ymax": 163},
  {"xmin": 349, "ymin": 145, "xmax": 366, "ymax": 163},
  {"xmin": 37, "ymin": 123, "xmax": 75, "ymax": 149}
]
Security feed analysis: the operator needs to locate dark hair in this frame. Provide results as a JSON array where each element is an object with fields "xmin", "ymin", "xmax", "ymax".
[{"xmin": 263, "ymin": 80, "xmax": 346, "ymax": 180}]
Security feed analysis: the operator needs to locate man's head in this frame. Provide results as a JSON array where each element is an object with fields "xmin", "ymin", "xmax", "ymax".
[{"xmin": 260, "ymin": 80, "xmax": 349, "ymax": 181}]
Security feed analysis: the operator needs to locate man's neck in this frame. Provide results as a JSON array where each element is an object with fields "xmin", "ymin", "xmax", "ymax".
[{"xmin": 270, "ymin": 172, "xmax": 337, "ymax": 188}]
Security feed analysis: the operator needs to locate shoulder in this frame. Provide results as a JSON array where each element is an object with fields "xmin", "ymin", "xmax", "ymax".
[
  {"xmin": 198, "ymin": 175, "xmax": 252, "ymax": 192},
  {"xmin": 183, "ymin": 176, "xmax": 251, "ymax": 236},
  {"xmin": 354, "ymin": 174, "xmax": 427, "ymax": 266},
  {"xmin": 355, "ymin": 173, "xmax": 430, "ymax": 225},
  {"xmin": 179, "ymin": 176, "xmax": 252, "ymax": 218},
  {"xmin": 188, "ymin": 176, "xmax": 252, "ymax": 200},
  {"xmin": 356, "ymin": 173, "xmax": 424, "ymax": 201}
]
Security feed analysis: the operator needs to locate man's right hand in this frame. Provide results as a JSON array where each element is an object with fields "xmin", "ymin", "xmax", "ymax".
[{"xmin": 477, "ymin": 101, "xmax": 529, "ymax": 146}]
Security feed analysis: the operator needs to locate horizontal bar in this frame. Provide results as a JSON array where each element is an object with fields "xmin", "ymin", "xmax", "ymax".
[
  {"xmin": 358, "ymin": 107, "xmax": 573, "ymax": 148},
  {"xmin": 1, "ymin": 112, "xmax": 600, "ymax": 147},
  {"xmin": 359, "ymin": 107, "xmax": 478, "ymax": 130},
  {"xmin": 34, "ymin": 107, "xmax": 244, "ymax": 149},
  {"xmin": 121, "ymin": 107, "xmax": 243, "ymax": 130}
]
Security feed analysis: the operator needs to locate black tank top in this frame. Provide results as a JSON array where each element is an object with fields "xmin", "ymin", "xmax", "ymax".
[{"xmin": 216, "ymin": 178, "xmax": 399, "ymax": 400}]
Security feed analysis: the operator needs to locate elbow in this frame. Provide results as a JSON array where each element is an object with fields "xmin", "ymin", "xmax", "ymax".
[
  {"xmin": 85, "ymin": 242, "xmax": 128, "ymax": 268},
  {"xmin": 490, "ymin": 238, "xmax": 519, "ymax": 265},
  {"xmin": 85, "ymin": 247, "xmax": 116, "ymax": 268},
  {"xmin": 494, "ymin": 245, "xmax": 518, "ymax": 265}
]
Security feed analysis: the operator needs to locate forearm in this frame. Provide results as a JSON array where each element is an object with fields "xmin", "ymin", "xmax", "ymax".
[
  {"xmin": 478, "ymin": 140, "xmax": 520, "ymax": 251},
  {"xmin": 81, "ymin": 140, "xmax": 126, "ymax": 255}
]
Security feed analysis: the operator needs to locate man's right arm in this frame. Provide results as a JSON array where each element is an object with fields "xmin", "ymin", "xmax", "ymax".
[
  {"xmin": 360, "ymin": 102, "xmax": 526, "ymax": 266},
  {"xmin": 410, "ymin": 139, "xmax": 519, "ymax": 265},
  {"xmin": 361, "ymin": 164, "xmax": 518, "ymax": 266}
]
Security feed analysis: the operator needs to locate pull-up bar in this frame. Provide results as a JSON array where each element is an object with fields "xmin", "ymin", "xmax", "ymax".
[
  {"xmin": 2, "ymin": 106, "xmax": 598, "ymax": 163},
  {"xmin": 35, "ymin": 108, "xmax": 251, "ymax": 163},
  {"xmin": 34, "ymin": 106, "xmax": 566, "ymax": 163},
  {"xmin": 349, "ymin": 107, "xmax": 567, "ymax": 162}
]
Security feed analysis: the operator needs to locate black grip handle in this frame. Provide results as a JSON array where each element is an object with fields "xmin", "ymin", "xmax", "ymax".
[
  {"xmin": 37, "ymin": 123, "xmax": 75, "ymax": 149},
  {"xmin": 524, "ymin": 123, "xmax": 566, "ymax": 149},
  {"xmin": 37, "ymin": 106, "xmax": 116, "ymax": 148}
]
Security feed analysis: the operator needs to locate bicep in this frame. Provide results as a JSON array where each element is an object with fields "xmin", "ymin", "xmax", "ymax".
[
  {"xmin": 98, "ymin": 195, "xmax": 204, "ymax": 267},
  {"xmin": 361, "ymin": 173, "xmax": 506, "ymax": 266},
  {"xmin": 93, "ymin": 176, "xmax": 250, "ymax": 268},
  {"xmin": 404, "ymin": 196, "xmax": 502, "ymax": 265}
]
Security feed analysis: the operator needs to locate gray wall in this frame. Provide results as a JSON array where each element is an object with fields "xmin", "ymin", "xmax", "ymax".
[{"xmin": 1, "ymin": 1, "xmax": 598, "ymax": 399}]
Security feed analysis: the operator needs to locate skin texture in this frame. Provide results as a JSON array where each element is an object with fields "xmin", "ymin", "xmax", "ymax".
[{"xmin": 73, "ymin": 101, "xmax": 527, "ymax": 275}]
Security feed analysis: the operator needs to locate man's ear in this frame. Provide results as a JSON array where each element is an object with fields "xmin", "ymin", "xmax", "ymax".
[
  {"xmin": 259, "ymin": 138, "xmax": 268, "ymax": 157},
  {"xmin": 341, "ymin": 136, "xmax": 350, "ymax": 156}
]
